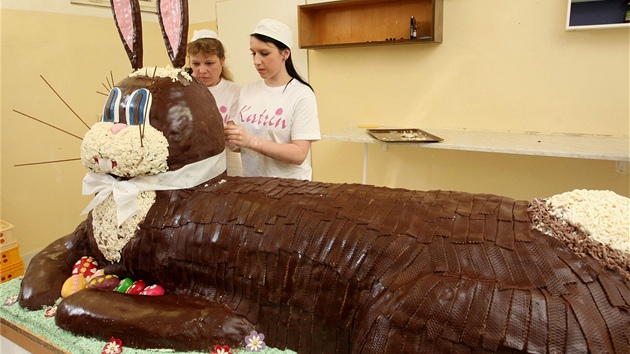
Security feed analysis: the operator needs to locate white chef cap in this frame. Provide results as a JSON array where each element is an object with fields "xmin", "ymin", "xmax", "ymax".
[
  {"xmin": 251, "ymin": 19, "xmax": 293, "ymax": 49},
  {"xmin": 191, "ymin": 29, "xmax": 219, "ymax": 42}
]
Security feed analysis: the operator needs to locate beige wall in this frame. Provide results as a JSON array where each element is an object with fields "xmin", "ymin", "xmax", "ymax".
[
  {"xmin": 1, "ymin": 0, "xmax": 628, "ymax": 258},
  {"xmin": 309, "ymin": 0, "xmax": 629, "ymax": 199}
]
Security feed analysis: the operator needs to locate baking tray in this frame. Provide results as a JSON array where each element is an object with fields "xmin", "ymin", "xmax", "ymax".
[{"xmin": 367, "ymin": 128, "xmax": 443, "ymax": 143}]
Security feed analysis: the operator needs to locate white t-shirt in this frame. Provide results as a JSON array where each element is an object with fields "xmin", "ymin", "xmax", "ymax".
[
  {"xmin": 207, "ymin": 78, "xmax": 242, "ymax": 176},
  {"xmin": 208, "ymin": 78, "xmax": 240, "ymax": 124},
  {"xmin": 236, "ymin": 79, "xmax": 320, "ymax": 180}
]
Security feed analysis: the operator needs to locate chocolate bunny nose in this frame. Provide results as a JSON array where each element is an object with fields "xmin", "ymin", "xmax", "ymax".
[{"xmin": 111, "ymin": 123, "xmax": 127, "ymax": 135}]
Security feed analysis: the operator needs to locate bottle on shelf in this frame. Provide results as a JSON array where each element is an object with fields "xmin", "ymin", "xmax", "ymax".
[
  {"xmin": 410, "ymin": 16, "xmax": 417, "ymax": 39},
  {"xmin": 626, "ymin": 2, "xmax": 630, "ymax": 23}
]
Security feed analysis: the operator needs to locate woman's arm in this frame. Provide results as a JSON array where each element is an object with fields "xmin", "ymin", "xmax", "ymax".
[{"xmin": 224, "ymin": 122, "xmax": 311, "ymax": 165}]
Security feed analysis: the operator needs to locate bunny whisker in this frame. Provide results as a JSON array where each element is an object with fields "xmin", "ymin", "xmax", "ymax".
[
  {"xmin": 109, "ymin": 70, "xmax": 115, "ymax": 90},
  {"xmin": 13, "ymin": 109, "xmax": 84, "ymax": 140},
  {"xmin": 102, "ymin": 71, "xmax": 115, "ymax": 94},
  {"xmin": 148, "ymin": 80, "xmax": 162, "ymax": 96},
  {"xmin": 14, "ymin": 158, "xmax": 81, "ymax": 167},
  {"xmin": 40, "ymin": 75, "xmax": 91, "ymax": 130}
]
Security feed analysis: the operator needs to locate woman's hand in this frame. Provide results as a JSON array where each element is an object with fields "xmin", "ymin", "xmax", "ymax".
[
  {"xmin": 224, "ymin": 121, "xmax": 261, "ymax": 152},
  {"xmin": 224, "ymin": 121, "xmax": 311, "ymax": 165}
]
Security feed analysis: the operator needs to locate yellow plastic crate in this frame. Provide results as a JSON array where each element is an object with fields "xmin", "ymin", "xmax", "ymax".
[
  {"xmin": 0, "ymin": 260, "xmax": 24, "ymax": 283},
  {"xmin": 1, "ymin": 243, "xmax": 22, "ymax": 266},
  {"xmin": 0, "ymin": 220, "xmax": 15, "ymax": 246}
]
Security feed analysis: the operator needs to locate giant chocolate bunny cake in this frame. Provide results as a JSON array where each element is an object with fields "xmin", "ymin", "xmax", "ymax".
[{"xmin": 18, "ymin": 0, "xmax": 630, "ymax": 352}]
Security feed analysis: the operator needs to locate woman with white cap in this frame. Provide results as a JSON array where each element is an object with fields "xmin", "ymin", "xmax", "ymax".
[
  {"xmin": 187, "ymin": 29, "xmax": 242, "ymax": 176},
  {"xmin": 224, "ymin": 19, "xmax": 321, "ymax": 181}
]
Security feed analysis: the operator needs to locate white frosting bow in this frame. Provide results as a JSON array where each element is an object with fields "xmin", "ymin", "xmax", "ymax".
[{"xmin": 82, "ymin": 152, "xmax": 226, "ymax": 226}]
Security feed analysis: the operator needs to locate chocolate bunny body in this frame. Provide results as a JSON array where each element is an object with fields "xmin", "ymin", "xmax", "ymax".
[{"xmin": 18, "ymin": 0, "xmax": 630, "ymax": 353}]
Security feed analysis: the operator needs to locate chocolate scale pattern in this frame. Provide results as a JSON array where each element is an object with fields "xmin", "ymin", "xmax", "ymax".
[
  {"xmin": 16, "ymin": 0, "xmax": 628, "ymax": 349},
  {"xmin": 42, "ymin": 176, "xmax": 630, "ymax": 353}
]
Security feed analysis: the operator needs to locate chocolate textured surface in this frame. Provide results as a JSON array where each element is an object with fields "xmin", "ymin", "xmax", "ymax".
[
  {"xmin": 56, "ymin": 288, "xmax": 253, "ymax": 351},
  {"xmin": 22, "ymin": 178, "xmax": 630, "ymax": 353},
  {"xmin": 17, "ymin": 0, "xmax": 629, "ymax": 350}
]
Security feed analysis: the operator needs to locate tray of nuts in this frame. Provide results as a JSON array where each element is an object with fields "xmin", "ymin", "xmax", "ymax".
[{"xmin": 367, "ymin": 128, "xmax": 443, "ymax": 143}]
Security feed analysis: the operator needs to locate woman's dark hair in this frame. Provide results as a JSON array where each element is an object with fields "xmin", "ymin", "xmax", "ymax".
[{"xmin": 252, "ymin": 33, "xmax": 313, "ymax": 92}]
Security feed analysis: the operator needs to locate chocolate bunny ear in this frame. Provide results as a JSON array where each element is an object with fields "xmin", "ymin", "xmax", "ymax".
[
  {"xmin": 156, "ymin": 0, "xmax": 189, "ymax": 68},
  {"xmin": 110, "ymin": 0, "xmax": 143, "ymax": 70}
]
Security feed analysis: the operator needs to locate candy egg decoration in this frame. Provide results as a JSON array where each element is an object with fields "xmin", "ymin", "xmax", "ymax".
[
  {"xmin": 125, "ymin": 279, "xmax": 147, "ymax": 295},
  {"xmin": 60, "ymin": 274, "xmax": 88, "ymax": 298},
  {"xmin": 87, "ymin": 274, "xmax": 120, "ymax": 291},
  {"xmin": 71, "ymin": 256, "xmax": 100, "ymax": 280}
]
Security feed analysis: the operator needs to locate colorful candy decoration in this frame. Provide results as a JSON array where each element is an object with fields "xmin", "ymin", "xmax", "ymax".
[
  {"xmin": 211, "ymin": 344, "xmax": 230, "ymax": 354},
  {"xmin": 87, "ymin": 274, "xmax": 120, "ymax": 291},
  {"xmin": 61, "ymin": 274, "xmax": 88, "ymax": 298},
  {"xmin": 245, "ymin": 331, "xmax": 266, "ymax": 352},
  {"xmin": 139, "ymin": 284, "xmax": 164, "ymax": 296},
  {"xmin": 66, "ymin": 256, "xmax": 163, "ymax": 298},
  {"xmin": 113, "ymin": 278, "xmax": 133, "ymax": 293},
  {"xmin": 3, "ymin": 295, "xmax": 18, "ymax": 306},
  {"xmin": 91, "ymin": 268, "xmax": 105, "ymax": 279},
  {"xmin": 101, "ymin": 337, "xmax": 123, "ymax": 354},
  {"xmin": 125, "ymin": 280, "xmax": 146, "ymax": 295},
  {"xmin": 71, "ymin": 256, "xmax": 100, "ymax": 281},
  {"xmin": 44, "ymin": 305, "xmax": 57, "ymax": 318}
]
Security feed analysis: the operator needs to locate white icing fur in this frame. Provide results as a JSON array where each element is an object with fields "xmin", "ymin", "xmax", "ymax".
[
  {"xmin": 81, "ymin": 122, "xmax": 169, "ymax": 178},
  {"xmin": 91, "ymin": 190, "xmax": 156, "ymax": 262}
]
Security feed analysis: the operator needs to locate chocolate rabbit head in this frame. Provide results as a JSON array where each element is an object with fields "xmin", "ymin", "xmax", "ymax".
[{"xmin": 81, "ymin": 0, "xmax": 224, "ymax": 177}]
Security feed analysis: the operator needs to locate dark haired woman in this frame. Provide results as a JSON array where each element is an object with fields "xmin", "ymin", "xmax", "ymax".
[{"xmin": 224, "ymin": 19, "xmax": 320, "ymax": 181}]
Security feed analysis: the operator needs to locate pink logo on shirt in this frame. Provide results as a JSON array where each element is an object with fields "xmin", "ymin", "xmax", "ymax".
[
  {"xmin": 219, "ymin": 106, "xmax": 229, "ymax": 124},
  {"xmin": 238, "ymin": 105, "xmax": 287, "ymax": 129}
]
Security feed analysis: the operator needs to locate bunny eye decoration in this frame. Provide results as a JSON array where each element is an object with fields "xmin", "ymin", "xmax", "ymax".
[
  {"xmin": 102, "ymin": 88, "xmax": 152, "ymax": 126},
  {"xmin": 110, "ymin": 0, "xmax": 189, "ymax": 69}
]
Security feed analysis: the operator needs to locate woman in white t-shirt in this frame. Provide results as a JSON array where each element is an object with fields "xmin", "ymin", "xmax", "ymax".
[
  {"xmin": 224, "ymin": 19, "xmax": 321, "ymax": 181},
  {"xmin": 187, "ymin": 29, "xmax": 242, "ymax": 176}
]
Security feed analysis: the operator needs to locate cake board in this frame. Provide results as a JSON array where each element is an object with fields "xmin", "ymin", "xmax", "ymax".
[{"xmin": 1, "ymin": 317, "xmax": 65, "ymax": 354}]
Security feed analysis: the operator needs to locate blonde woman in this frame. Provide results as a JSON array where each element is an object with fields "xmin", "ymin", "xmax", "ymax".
[{"xmin": 187, "ymin": 29, "xmax": 242, "ymax": 176}]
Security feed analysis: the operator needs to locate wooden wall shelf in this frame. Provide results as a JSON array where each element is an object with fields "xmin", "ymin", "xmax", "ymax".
[{"xmin": 298, "ymin": 0, "xmax": 443, "ymax": 49}]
